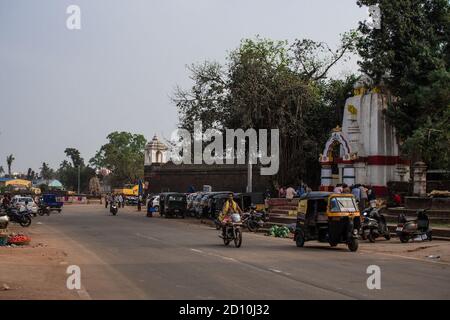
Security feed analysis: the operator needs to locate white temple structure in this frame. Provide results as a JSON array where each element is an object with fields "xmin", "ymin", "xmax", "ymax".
[
  {"xmin": 319, "ymin": 77, "xmax": 410, "ymax": 196},
  {"xmin": 144, "ymin": 135, "xmax": 168, "ymax": 166}
]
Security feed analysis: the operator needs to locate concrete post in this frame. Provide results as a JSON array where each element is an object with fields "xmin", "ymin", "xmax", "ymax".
[{"xmin": 413, "ymin": 162, "xmax": 427, "ymax": 197}]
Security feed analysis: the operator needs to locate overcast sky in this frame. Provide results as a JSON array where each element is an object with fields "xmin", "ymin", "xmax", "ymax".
[{"xmin": 0, "ymin": 0, "xmax": 368, "ymax": 173}]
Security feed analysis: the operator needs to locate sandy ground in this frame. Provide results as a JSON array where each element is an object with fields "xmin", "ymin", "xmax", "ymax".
[{"xmin": 0, "ymin": 223, "xmax": 80, "ymax": 300}]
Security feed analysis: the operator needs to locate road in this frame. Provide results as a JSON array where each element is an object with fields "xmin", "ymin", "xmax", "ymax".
[{"xmin": 39, "ymin": 205, "xmax": 450, "ymax": 299}]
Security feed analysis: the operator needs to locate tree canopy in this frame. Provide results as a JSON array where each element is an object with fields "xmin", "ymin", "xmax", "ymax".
[
  {"xmin": 356, "ymin": 0, "xmax": 450, "ymax": 169},
  {"xmin": 173, "ymin": 36, "xmax": 357, "ymax": 188},
  {"xmin": 90, "ymin": 132, "xmax": 146, "ymax": 187}
]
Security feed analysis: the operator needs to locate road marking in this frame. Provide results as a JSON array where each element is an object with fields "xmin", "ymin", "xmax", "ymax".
[
  {"xmin": 135, "ymin": 233, "xmax": 163, "ymax": 242},
  {"xmin": 190, "ymin": 249, "xmax": 203, "ymax": 253},
  {"xmin": 269, "ymin": 268, "xmax": 282, "ymax": 273}
]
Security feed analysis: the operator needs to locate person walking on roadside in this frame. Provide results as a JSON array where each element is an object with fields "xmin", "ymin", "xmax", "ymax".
[
  {"xmin": 118, "ymin": 194, "xmax": 124, "ymax": 208},
  {"xmin": 104, "ymin": 194, "xmax": 109, "ymax": 208}
]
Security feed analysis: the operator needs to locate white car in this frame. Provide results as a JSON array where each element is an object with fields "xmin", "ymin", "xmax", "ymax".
[
  {"xmin": 11, "ymin": 196, "xmax": 38, "ymax": 214},
  {"xmin": 146, "ymin": 195, "xmax": 160, "ymax": 210}
]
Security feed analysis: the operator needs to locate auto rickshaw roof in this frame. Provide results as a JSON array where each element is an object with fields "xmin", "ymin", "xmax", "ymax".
[
  {"xmin": 300, "ymin": 192, "xmax": 356, "ymax": 200},
  {"xmin": 299, "ymin": 192, "xmax": 333, "ymax": 200}
]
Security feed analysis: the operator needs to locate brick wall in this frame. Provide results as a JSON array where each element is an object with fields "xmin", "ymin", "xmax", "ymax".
[{"xmin": 145, "ymin": 163, "xmax": 273, "ymax": 193}]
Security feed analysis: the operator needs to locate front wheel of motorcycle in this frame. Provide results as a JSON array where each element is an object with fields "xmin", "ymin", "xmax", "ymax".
[
  {"xmin": 247, "ymin": 220, "xmax": 258, "ymax": 232},
  {"xmin": 234, "ymin": 228, "xmax": 242, "ymax": 248},
  {"xmin": 20, "ymin": 216, "xmax": 32, "ymax": 227},
  {"xmin": 368, "ymin": 231, "xmax": 376, "ymax": 243}
]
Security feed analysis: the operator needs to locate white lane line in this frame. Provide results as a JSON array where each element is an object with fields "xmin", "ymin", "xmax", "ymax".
[
  {"xmin": 188, "ymin": 248, "xmax": 238, "ymax": 262},
  {"xmin": 269, "ymin": 268, "xmax": 283, "ymax": 273},
  {"xmin": 135, "ymin": 233, "xmax": 163, "ymax": 242}
]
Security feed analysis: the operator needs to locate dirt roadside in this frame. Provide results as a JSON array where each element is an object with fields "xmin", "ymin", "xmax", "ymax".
[{"xmin": 0, "ymin": 223, "xmax": 80, "ymax": 300}]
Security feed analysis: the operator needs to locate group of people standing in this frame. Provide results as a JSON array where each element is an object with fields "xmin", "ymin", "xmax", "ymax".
[
  {"xmin": 277, "ymin": 184, "xmax": 312, "ymax": 200},
  {"xmin": 334, "ymin": 183, "xmax": 377, "ymax": 211}
]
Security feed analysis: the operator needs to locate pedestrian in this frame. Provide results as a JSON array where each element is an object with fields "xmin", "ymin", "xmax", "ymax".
[
  {"xmin": 118, "ymin": 194, "xmax": 124, "ymax": 208},
  {"xmin": 342, "ymin": 184, "xmax": 350, "ymax": 193},
  {"xmin": 296, "ymin": 184, "xmax": 306, "ymax": 197},
  {"xmin": 137, "ymin": 194, "xmax": 142, "ymax": 211},
  {"xmin": 286, "ymin": 186, "xmax": 297, "ymax": 200},
  {"xmin": 333, "ymin": 184, "xmax": 343, "ymax": 194},
  {"xmin": 360, "ymin": 185, "xmax": 368, "ymax": 211},
  {"xmin": 368, "ymin": 186, "xmax": 377, "ymax": 208},
  {"xmin": 278, "ymin": 186, "xmax": 286, "ymax": 198}
]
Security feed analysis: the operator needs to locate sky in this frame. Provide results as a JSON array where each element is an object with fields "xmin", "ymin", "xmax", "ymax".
[{"xmin": 0, "ymin": 0, "xmax": 368, "ymax": 173}]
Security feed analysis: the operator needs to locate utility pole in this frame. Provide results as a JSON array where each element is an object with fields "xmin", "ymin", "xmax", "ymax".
[
  {"xmin": 77, "ymin": 165, "xmax": 81, "ymax": 194},
  {"xmin": 247, "ymin": 161, "xmax": 252, "ymax": 193}
]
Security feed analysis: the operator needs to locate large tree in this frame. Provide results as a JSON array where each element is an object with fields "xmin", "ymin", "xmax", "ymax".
[
  {"xmin": 90, "ymin": 132, "xmax": 146, "ymax": 187},
  {"xmin": 40, "ymin": 162, "xmax": 54, "ymax": 180},
  {"xmin": 356, "ymin": 0, "xmax": 450, "ymax": 169},
  {"xmin": 174, "ymin": 36, "xmax": 357, "ymax": 187},
  {"xmin": 6, "ymin": 154, "xmax": 15, "ymax": 177},
  {"xmin": 57, "ymin": 148, "xmax": 95, "ymax": 193}
]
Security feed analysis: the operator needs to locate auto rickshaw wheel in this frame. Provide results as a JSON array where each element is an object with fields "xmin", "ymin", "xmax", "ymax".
[
  {"xmin": 399, "ymin": 235, "xmax": 409, "ymax": 243},
  {"xmin": 347, "ymin": 238, "xmax": 359, "ymax": 252},
  {"xmin": 329, "ymin": 242, "xmax": 338, "ymax": 247},
  {"xmin": 295, "ymin": 232, "xmax": 305, "ymax": 247}
]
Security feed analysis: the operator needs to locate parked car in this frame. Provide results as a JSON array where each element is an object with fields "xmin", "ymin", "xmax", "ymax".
[
  {"xmin": 146, "ymin": 195, "xmax": 160, "ymax": 211},
  {"xmin": 11, "ymin": 196, "xmax": 38, "ymax": 215}
]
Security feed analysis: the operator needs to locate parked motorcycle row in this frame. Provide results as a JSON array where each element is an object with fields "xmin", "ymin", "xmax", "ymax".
[
  {"xmin": 0, "ymin": 194, "xmax": 64, "ymax": 229},
  {"xmin": 360, "ymin": 206, "xmax": 432, "ymax": 244}
]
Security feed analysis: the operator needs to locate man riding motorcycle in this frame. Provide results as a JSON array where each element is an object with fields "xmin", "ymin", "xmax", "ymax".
[{"xmin": 219, "ymin": 194, "xmax": 243, "ymax": 237}]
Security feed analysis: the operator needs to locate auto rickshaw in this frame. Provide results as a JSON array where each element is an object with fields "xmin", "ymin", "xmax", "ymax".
[
  {"xmin": 294, "ymin": 192, "xmax": 360, "ymax": 252},
  {"xmin": 159, "ymin": 193, "xmax": 187, "ymax": 218}
]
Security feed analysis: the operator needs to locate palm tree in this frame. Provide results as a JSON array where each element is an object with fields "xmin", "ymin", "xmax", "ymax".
[
  {"xmin": 0, "ymin": 166, "xmax": 4, "ymax": 177},
  {"xmin": 6, "ymin": 154, "xmax": 15, "ymax": 177}
]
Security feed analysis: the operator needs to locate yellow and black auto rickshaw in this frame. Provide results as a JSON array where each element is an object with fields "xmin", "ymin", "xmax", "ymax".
[{"xmin": 294, "ymin": 192, "xmax": 361, "ymax": 252}]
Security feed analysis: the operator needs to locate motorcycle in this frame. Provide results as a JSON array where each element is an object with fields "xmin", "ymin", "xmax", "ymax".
[
  {"xmin": 396, "ymin": 209, "xmax": 432, "ymax": 243},
  {"xmin": 6, "ymin": 206, "xmax": 32, "ymax": 227},
  {"xmin": 220, "ymin": 213, "xmax": 243, "ymax": 248},
  {"xmin": 110, "ymin": 202, "xmax": 118, "ymax": 216},
  {"xmin": 242, "ymin": 206, "xmax": 268, "ymax": 232},
  {"xmin": 38, "ymin": 204, "xmax": 51, "ymax": 216},
  {"xmin": 360, "ymin": 206, "xmax": 391, "ymax": 242}
]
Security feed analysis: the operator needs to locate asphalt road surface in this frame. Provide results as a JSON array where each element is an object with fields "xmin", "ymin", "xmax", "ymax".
[{"xmin": 41, "ymin": 205, "xmax": 450, "ymax": 299}]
